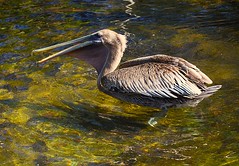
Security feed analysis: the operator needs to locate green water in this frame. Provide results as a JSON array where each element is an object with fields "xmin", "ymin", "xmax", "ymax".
[{"xmin": 1, "ymin": 0, "xmax": 239, "ymax": 165}]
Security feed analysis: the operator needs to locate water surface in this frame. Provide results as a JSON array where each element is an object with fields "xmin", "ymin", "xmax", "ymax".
[{"xmin": 0, "ymin": 0, "xmax": 239, "ymax": 165}]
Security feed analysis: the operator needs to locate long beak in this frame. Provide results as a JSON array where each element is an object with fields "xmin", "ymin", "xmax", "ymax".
[{"xmin": 32, "ymin": 32, "xmax": 101, "ymax": 63}]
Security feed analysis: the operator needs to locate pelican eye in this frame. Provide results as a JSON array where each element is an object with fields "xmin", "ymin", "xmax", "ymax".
[
  {"xmin": 89, "ymin": 33, "xmax": 102, "ymax": 43},
  {"xmin": 96, "ymin": 32, "xmax": 102, "ymax": 38}
]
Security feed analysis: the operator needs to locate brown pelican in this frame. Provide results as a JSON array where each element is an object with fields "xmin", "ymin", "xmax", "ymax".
[{"xmin": 32, "ymin": 29, "xmax": 221, "ymax": 125}]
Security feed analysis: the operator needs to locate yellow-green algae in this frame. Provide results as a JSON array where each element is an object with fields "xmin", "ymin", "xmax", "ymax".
[{"xmin": 0, "ymin": 89, "xmax": 14, "ymax": 100}]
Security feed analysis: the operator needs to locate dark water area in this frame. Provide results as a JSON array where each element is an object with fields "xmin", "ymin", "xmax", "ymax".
[{"xmin": 0, "ymin": 0, "xmax": 239, "ymax": 165}]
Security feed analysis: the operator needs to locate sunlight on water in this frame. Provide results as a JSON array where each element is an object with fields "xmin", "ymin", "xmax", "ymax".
[{"xmin": 0, "ymin": 0, "xmax": 239, "ymax": 165}]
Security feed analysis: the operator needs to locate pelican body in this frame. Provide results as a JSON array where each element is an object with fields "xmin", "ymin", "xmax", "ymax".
[{"xmin": 33, "ymin": 29, "xmax": 221, "ymax": 109}]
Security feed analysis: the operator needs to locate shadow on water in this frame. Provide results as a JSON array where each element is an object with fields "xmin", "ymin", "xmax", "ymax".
[{"xmin": 27, "ymin": 100, "xmax": 148, "ymax": 134}]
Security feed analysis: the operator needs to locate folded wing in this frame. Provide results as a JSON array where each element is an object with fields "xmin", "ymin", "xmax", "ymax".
[{"xmin": 102, "ymin": 55, "xmax": 211, "ymax": 99}]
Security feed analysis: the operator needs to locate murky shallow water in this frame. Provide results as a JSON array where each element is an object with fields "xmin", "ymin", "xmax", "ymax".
[{"xmin": 1, "ymin": 0, "xmax": 239, "ymax": 165}]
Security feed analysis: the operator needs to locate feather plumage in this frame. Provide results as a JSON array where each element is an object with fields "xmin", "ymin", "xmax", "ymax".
[{"xmin": 101, "ymin": 55, "xmax": 210, "ymax": 99}]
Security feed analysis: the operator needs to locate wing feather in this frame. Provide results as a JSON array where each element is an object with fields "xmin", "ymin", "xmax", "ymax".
[
  {"xmin": 120, "ymin": 54, "xmax": 213, "ymax": 84},
  {"xmin": 102, "ymin": 62, "xmax": 203, "ymax": 99}
]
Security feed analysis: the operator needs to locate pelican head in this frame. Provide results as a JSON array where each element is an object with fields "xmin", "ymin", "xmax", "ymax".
[{"xmin": 33, "ymin": 29, "xmax": 127, "ymax": 75}]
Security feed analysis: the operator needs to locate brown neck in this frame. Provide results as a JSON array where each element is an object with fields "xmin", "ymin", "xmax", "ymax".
[
  {"xmin": 66, "ymin": 43, "xmax": 123, "ymax": 91},
  {"xmin": 97, "ymin": 44, "xmax": 123, "ymax": 90}
]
